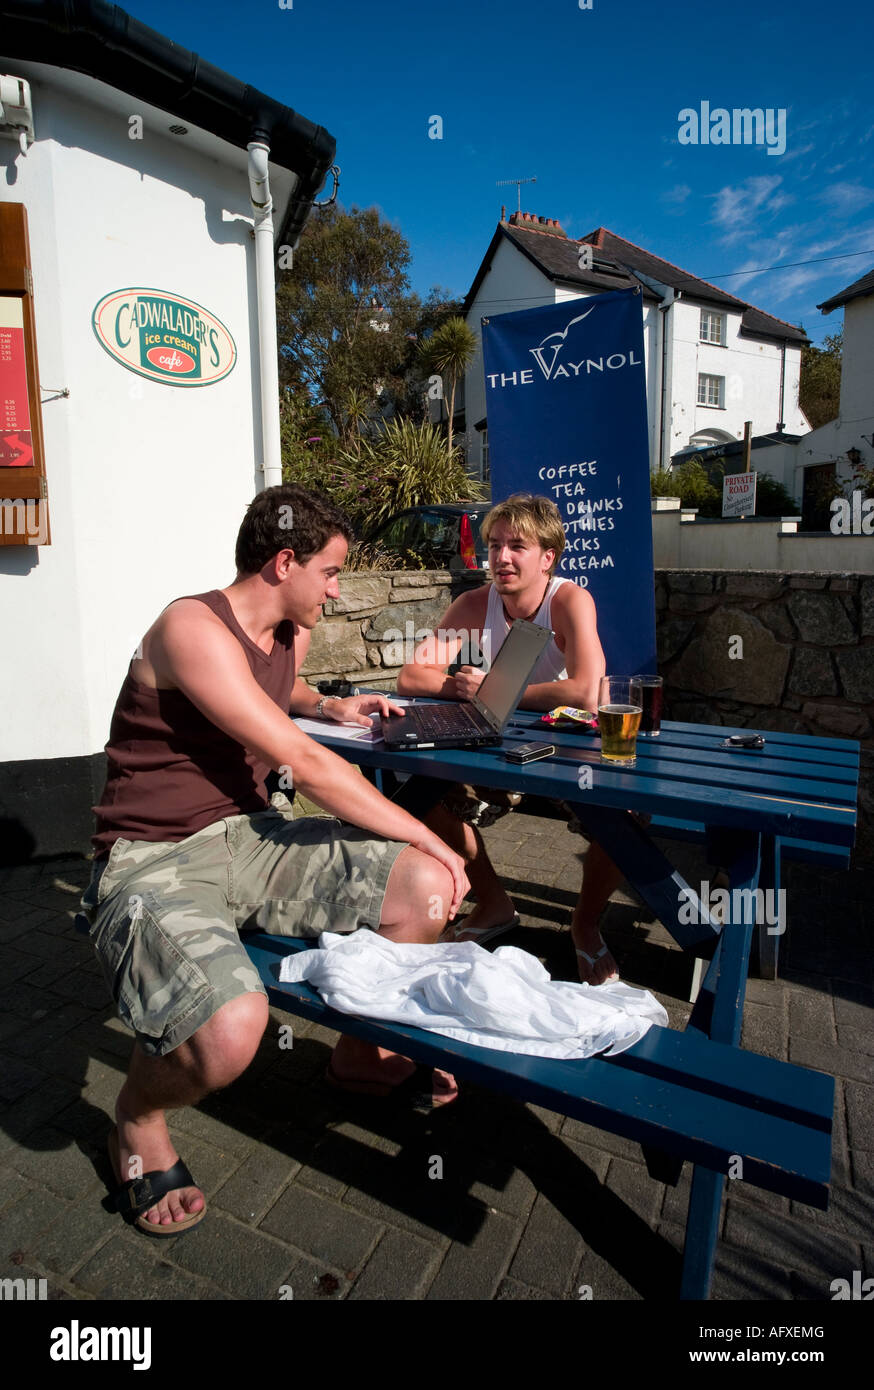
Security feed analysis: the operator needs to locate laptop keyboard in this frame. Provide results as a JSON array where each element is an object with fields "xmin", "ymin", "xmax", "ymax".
[{"xmin": 409, "ymin": 703, "xmax": 487, "ymax": 738}]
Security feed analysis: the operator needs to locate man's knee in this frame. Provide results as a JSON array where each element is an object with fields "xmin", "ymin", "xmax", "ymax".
[
  {"xmin": 185, "ymin": 991, "xmax": 268, "ymax": 1089},
  {"xmin": 415, "ymin": 855, "xmax": 455, "ymax": 938},
  {"xmin": 383, "ymin": 846, "xmax": 454, "ymax": 940}
]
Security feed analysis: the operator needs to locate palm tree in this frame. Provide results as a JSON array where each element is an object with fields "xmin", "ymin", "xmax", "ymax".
[
  {"xmin": 342, "ymin": 385, "xmax": 372, "ymax": 455},
  {"xmin": 420, "ymin": 317, "xmax": 478, "ymax": 462}
]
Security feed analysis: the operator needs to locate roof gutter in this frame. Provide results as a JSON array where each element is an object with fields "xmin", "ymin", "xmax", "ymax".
[{"xmin": 0, "ymin": 0, "xmax": 336, "ymax": 249}]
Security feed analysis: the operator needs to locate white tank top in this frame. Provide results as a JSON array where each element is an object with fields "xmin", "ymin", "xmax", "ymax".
[{"xmin": 483, "ymin": 576, "xmax": 570, "ymax": 683}]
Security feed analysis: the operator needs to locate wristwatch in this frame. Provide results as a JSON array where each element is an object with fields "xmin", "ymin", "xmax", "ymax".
[{"xmin": 315, "ymin": 695, "xmax": 335, "ymax": 719}]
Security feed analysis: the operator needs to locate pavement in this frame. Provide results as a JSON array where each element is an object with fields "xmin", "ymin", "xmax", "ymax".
[{"xmin": 1, "ymin": 809, "xmax": 872, "ymax": 1303}]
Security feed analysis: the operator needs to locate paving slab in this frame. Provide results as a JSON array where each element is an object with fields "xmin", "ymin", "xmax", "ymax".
[
  {"xmin": 212, "ymin": 1145, "xmax": 300, "ymax": 1223},
  {"xmin": 29, "ymin": 1188, "xmax": 120, "ymax": 1277},
  {"xmin": 73, "ymin": 1230, "xmax": 224, "ymax": 1300},
  {"xmin": 348, "ymin": 1227, "xmax": 443, "ymax": 1300},
  {"xmin": 259, "ymin": 1183, "xmax": 383, "ymax": 1271},
  {"xmin": 507, "ymin": 1191, "xmax": 585, "ymax": 1297},
  {"xmin": 722, "ymin": 1204, "xmax": 862, "ymax": 1278},
  {"xmin": 425, "ymin": 1204, "xmax": 519, "ymax": 1301},
  {"xmin": 166, "ymin": 1210, "xmax": 296, "ymax": 1299}
]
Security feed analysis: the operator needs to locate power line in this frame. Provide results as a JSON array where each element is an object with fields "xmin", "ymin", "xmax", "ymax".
[{"xmin": 678, "ymin": 247, "xmax": 874, "ymax": 286}]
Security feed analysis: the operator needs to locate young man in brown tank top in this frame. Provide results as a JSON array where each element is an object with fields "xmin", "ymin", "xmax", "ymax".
[
  {"xmin": 83, "ymin": 485, "xmax": 469, "ymax": 1235},
  {"xmin": 397, "ymin": 493, "xmax": 628, "ymax": 986}
]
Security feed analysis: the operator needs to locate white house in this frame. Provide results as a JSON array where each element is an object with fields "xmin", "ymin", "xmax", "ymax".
[
  {"xmin": 459, "ymin": 212, "xmax": 809, "ymax": 481},
  {"xmin": 753, "ymin": 266, "xmax": 874, "ymax": 519},
  {"xmin": 0, "ymin": 1, "xmax": 335, "ymax": 859}
]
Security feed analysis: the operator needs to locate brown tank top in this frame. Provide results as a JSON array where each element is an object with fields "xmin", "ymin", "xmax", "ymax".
[{"xmin": 92, "ymin": 590, "xmax": 296, "ymax": 859}]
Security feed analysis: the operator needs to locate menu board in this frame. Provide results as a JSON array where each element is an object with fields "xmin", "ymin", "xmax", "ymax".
[{"xmin": 0, "ymin": 296, "xmax": 34, "ymax": 467}]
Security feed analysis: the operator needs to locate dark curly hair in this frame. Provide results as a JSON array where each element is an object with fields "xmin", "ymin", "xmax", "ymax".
[{"xmin": 235, "ymin": 484, "xmax": 354, "ymax": 575}]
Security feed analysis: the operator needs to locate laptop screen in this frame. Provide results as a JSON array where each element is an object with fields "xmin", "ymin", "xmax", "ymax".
[{"xmin": 473, "ymin": 620, "xmax": 552, "ymax": 729}]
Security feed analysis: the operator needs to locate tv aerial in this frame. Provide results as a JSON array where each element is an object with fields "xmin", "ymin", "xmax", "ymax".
[{"xmin": 496, "ymin": 176, "xmax": 537, "ymax": 214}]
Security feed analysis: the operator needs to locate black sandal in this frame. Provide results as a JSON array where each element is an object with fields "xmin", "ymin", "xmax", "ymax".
[{"xmin": 108, "ymin": 1126, "xmax": 206, "ymax": 1236}]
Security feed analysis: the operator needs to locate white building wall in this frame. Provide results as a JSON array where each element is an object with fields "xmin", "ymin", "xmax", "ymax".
[
  {"xmin": 0, "ymin": 73, "xmax": 265, "ymax": 764},
  {"xmin": 838, "ymin": 296, "xmax": 874, "ymax": 429},
  {"xmin": 668, "ymin": 299, "xmax": 807, "ymax": 451},
  {"xmin": 755, "ymin": 294, "xmax": 874, "ymax": 501}
]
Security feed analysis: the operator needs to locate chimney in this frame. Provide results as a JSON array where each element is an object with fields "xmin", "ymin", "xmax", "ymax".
[{"xmin": 507, "ymin": 211, "xmax": 567, "ymax": 236}]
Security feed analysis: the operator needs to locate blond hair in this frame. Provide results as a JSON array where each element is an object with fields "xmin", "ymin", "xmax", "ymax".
[{"xmin": 481, "ymin": 494, "xmax": 566, "ymax": 576}]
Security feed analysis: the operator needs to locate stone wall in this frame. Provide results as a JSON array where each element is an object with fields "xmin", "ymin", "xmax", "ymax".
[
  {"xmin": 301, "ymin": 567, "xmax": 873, "ymax": 862},
  {"xmin": 657, "ymin": 570, "xmax": 873, "ymax": 861},
  {"xmin": 300, "ymin": 571, "xmax": 478, "ymax": 689}
]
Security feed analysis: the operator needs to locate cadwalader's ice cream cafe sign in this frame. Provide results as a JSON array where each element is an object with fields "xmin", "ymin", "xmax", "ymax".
[{"xmin": 91, "ymin": 288, "xmax": 236, "ymax": 386}]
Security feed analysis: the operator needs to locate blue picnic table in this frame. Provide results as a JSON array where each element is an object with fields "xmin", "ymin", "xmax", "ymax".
[{"xmin": 245, "ymin": 709, "xmax": 859, "ymax": 1299}]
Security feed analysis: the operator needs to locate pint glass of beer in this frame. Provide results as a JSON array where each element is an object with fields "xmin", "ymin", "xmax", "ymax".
[
  {"xmin": 636, "ymin": 674, "xmax": 664, "ymax": 737},
  {"xmin": 598, "ymin": 676, "xmax": 643, "ymax": 764}
]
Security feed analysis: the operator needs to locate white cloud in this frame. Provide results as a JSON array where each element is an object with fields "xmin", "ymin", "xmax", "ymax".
[
  {"xmin": 711, "ymin": 175, "xmax": 784, "ymax": 227},
  {"xmin": 818, "ymin": 182, "xmax": 874, "ymax": 214},
  {"xmin": 763, "ymin": 266, "xmax": 827, "ymax": 304},
  {"xmin": 661, "ymin": 183, "xmax": 692, "ymax": 208},
  {"xmin": 782, "ymin": 141, "xmax": 816, "ymax": 162}
]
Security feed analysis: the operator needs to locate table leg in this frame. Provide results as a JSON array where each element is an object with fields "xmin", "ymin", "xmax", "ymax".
[
  {"xmin": 566, "ymin": 803, "xmax": 724, "ymax": 953},
  {"xmin": 753, "ymin": 836, "xmax": 781, "ymax": 981},
  {"xmin": 680, "ymin": 1166, "xmax": 726, "ymax": 1300}
]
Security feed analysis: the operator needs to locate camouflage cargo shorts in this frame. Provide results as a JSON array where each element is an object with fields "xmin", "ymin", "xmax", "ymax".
[{"xmin": 79, "ymin": 794, "xmax": 406, "ymax": 1058}]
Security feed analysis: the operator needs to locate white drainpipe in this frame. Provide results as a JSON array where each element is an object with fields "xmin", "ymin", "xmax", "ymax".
[{"xmin": 247, "ymin": 141, "xmax": 282, "ymax": 490}]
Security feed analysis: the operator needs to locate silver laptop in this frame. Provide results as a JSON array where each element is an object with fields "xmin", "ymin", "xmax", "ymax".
[{"xmin": 380, "ymin": 619, "xmax": 551, "ymax": 750}]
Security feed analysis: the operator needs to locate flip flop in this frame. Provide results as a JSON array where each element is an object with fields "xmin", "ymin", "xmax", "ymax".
[
  {"xmin": 444, "ymin": 912, "xmax": 521, "ymax": 946},
  {"xmin": 107, "ymin": 1125, "xmax": 206, "ymax": 1237},
  {"xmin": 575, "ymin": 940, "xmax": 620, "ymax": 985}
]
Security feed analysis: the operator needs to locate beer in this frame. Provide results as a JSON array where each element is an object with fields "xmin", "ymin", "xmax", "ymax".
[
  {"xmin": 598, "ymin": 704, "xmax": 642, "ymax": 762},
  {"xmin": 637, "ymin": 676, "xmax": 664, "ymax": 736}
]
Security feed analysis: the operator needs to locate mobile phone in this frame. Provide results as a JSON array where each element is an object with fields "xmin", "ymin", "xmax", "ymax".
[
  {"xmin": 723, "ymin": 734, "xmax": 765, "ymax": 749},
  {"xmin": 503, "ymin": 742, "xmax": 556, "ymax": 763}
]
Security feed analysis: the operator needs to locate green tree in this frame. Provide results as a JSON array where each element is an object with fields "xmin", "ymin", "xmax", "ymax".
[
  {"xmin": 276, "ymin": 204, "xmax": 420, "ymax": 447},
  {"xmin": 799, "ymin": 328, "xmax": 842, "ymax": 429},
  {"xmin": 385, "ymin": 288, "xmax": 463, "ymax": 422},
  {"xmin": 419, "ymin": 316, "xmax": 478, "ymax": 461},
  {"xmin": 338, "ymin": 417, "xmax": 485, "ymax": 536}
]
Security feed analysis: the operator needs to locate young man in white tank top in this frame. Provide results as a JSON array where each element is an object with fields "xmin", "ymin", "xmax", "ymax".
[{"xmin": 397, "ymin": 493, "xmax": 627, "ymax": 985}]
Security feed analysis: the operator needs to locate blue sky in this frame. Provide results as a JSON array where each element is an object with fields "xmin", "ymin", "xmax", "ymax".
[{"xmin": 128, "ymin": 0, "xmax": 873, "ymax": 344}]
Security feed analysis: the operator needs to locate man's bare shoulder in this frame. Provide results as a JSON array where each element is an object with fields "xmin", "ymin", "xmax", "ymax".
[
  {"xmin": 552, "ymin": 579, "xmax": 597, "ymax": 622},
  {"xmin": 142, "ymin": 596, "xmax": 241, "ymax": 689},
  {"xmin": 158, "ymin": 596, "xmax": 224, "ymax": 630}
]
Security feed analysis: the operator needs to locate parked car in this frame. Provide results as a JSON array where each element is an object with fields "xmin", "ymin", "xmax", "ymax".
[{"xmin": 369, "ymin": 503, "xmax": 490, "ymax": 573}]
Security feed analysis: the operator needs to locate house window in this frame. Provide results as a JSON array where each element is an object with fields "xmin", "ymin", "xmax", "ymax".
[
  {"xmin": 700, "ymin": 310, "xmax": 725, "ymax": 345},
  {"xmin": 480, "ymin": 429, "xmax": 490, "ymax": 483},
  {"xmin": 697, "ymin": 373, "xmax": 724, "ymax": 408}
]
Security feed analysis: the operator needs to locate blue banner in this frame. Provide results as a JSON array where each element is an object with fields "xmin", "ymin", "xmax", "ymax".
[{"xmin": 481, "ymin": 288, "xmax": 656, "ymax": 676}]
